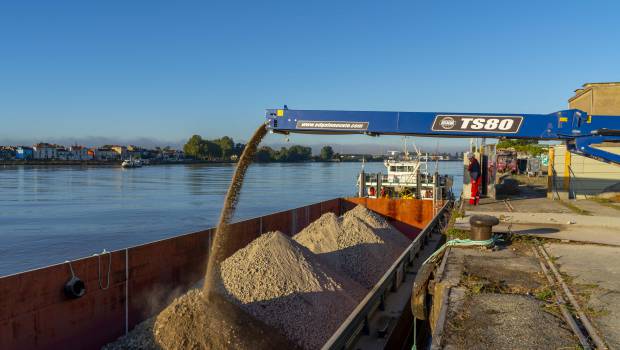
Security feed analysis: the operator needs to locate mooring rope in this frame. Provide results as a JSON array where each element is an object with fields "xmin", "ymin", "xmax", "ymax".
[{"xmin": 423, "ymin": 236, "xmax": 497, "ymax": 266}]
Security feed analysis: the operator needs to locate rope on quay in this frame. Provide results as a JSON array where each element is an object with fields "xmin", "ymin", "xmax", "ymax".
[{"xmin": 422, "ymin": 236, "xmax": 497, "ymax": 266}]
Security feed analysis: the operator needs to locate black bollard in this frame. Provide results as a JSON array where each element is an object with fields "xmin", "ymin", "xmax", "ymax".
[{"xmin": 469, "ymin": 215, "xmax": 499, "ymax": 241}]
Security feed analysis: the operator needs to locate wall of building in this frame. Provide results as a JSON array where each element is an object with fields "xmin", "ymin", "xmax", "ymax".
[
  {"xmin": 569, "ymin": 83, "xmax": 620, "ymax": 115},
  {"xmin": 547, "ymin": 83, "xmax": 620, "ymax": 199},
  {"xmin": 548, "ymin": 145, "xmax": 620, "ymax": 199}
]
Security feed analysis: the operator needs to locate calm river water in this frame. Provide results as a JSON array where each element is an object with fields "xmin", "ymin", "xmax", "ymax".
[{"xmin": 0, "ymin": 161, "xmax": 463, "ymax": 276}]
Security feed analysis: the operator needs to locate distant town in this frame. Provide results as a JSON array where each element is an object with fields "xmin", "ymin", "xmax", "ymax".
[
  {"xmin": 0, "ymin": 143, "xmax": 185, "ymax": 163},
  {"xmin": 0, "ymin": 135, "xmax": 462, "ymax": 164}
]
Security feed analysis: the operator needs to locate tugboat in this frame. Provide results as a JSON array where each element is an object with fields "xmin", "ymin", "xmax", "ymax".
[{"xmin": 357, "ymin": 142, "xmax": 453, "ymax": 200}]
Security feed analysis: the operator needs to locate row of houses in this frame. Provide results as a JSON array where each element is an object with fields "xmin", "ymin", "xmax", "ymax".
[{"xmin": 0, "ymin": 143, "xmax": 184, "ymax": 161}]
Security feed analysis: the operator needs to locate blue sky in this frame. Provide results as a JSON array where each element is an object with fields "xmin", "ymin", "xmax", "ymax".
[{"xmin": 1, "ymin": 1, "xmax": 619, "ymax": 152}]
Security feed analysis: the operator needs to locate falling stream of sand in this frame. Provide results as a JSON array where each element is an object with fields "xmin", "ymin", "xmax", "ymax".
[{"xmin": 204, "ymin": 123, "xmax": 268, "ymax": 292}]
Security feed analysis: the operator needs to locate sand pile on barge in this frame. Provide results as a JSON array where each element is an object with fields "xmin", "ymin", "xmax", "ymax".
[
  {"xmin": 104, "ymin": 289, "xmax": 297, "ymax": 350},
  {"xmin": 218, "ymin": 231, "xmax": 366, "ymax": 349},
  {"xmin": 294, "ymin": 205, "xmax": 410, "ymax": 288},
  {"xmin": 104, "ymin": 206, "xmax": 410, "ymax": 350}
]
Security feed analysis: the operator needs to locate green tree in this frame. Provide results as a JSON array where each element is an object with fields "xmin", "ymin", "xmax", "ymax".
[
  {"xmin": 287, "ymin": 145, "xmax": 312, "ymax": 162},
  {"xmin": 183, "ymin": 135, "xmax": 204, "ymax": 159},
  {"xmin": 255, "ymin": 146, "xmax": 275, "ymax": 162},
  {"xmin": 204, "ymin": 140, "xmax": 222, "ymax": 159},
  {"xmin": 233, "ymin": 142, "xmax": 245, "ymax": 156},
  {"xmin": 215, "ymin": 136, "xmax": 235, "ymax": 158},
  {"xmin": 275, "ymin": 147, "xmax": 289, "ymax": 161},
  {"xmin": 497, "ymin": 139, "xmax": 547, "ymax": 157},
  {"xmin": 497, "ymin": 139, "xmax": 538, "ymax": 148},
  {"xmin": 320, "ymin": 146, "xmax": 334, "ymax": 161}
]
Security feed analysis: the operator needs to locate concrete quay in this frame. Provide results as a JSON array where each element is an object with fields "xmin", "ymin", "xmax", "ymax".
[{"xmin": 431, "ymin": 181, "xmax": 620, "ymax": 349}]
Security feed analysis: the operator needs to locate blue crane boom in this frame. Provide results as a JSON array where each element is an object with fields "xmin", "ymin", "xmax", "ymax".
[{"xmin": 265, "ymin": 108, "xmax": 620, "ymax": 165}]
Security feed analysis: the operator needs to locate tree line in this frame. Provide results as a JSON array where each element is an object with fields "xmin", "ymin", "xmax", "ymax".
[
  {"xmin": 496, "ymin": 139, "xmax": 547, "ymax": 157},
  {"xmin": 183, "ymin": 135, "xmax": 245, "ymax": 160},
  {"xmin": 183, "ymin": 135, "xmax": 336, "ymax": 162},
  {"xmin": 255, "ymin": 145, "xmax": 335, "ymax": 162}
]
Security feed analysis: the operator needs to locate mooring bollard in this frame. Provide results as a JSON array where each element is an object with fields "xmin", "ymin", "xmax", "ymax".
[{"xmin": 469, "ymin": 215, "xmax": 499, "ymax": 241}]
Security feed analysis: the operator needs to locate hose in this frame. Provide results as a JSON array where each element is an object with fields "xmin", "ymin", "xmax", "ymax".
[{"xmin": 422, "ymin": 237, "xmax": 496, "ymax": 266}]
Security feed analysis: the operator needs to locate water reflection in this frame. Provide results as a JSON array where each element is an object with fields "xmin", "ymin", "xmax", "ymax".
[{"xmin": 0, "ymin": 161, "xmax": 463, "ymax": 275}]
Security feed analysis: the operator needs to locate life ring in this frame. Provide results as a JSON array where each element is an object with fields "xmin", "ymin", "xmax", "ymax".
[{"xmin": 369, "ymin": 187, "xmax": 376, "ymax": 196}]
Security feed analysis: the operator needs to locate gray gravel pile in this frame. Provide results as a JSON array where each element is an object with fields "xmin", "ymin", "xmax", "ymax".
[
  {"xmin": 218, "ymin": 231, "xmax": 365, "ymax": 350},
  {"xmin": 343, "ymin": 205, "xmax": 410, "ymax": 253},
  {"xmin": 294, "ymin": 205, "xmax": 410, "ymax": 288}
]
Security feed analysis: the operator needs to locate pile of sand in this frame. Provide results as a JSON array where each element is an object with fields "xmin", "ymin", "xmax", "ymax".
[
  {"xmin": 105, "ymin": 205, "xmax": 409, "ymax": 350},
  {"xmin": 217, "ymin": 231, "xmax": 365, "ymax": 350},
  {"xmin": 345, "ymin": 205, "xmax": 410, "ymax": 254},
  {"xmin": 293, "ymin": 205, "xmax": 410, "ymax": 288},
  {"xmin": 103, "ymin": 289, "xmax": 298, "ymax": 350}
]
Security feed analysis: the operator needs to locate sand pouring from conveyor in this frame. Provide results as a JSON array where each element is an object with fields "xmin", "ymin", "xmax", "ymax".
[{"xmin": 265, "ymin": 108, "xmax": 620, "ymax": 165}]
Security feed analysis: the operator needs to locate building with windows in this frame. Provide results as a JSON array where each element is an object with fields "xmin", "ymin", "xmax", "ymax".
[
  {"xmin": 95, "ymin": 147, "xmax": 120, "ymax": 160},
  {"xmin": 16, "ymin": 146, "xmax": 34, "ymax": 160},
  {"xmin": 0, "ymin": 146, "xmax": 16, "ymax": 160},
  {"xmin": 33, "ymin": 143, "xmax": 58, "ymax": 159},
  {"xmin": 110, "ymin": 146, "xmax": 128, "ymax": 160},
  {"xmin": 68, "ymin": 145, "xmax": 92, "ymax": 160}
]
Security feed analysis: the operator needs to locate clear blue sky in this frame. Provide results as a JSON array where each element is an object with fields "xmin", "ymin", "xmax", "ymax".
[{"xmin": 1, "ymin": 1, "xmax": 619, "ymax": 151}]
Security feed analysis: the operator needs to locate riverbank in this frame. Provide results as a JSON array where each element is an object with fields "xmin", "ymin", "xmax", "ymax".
[
  {"xmin": 0, "ymin": 158, "xmax": 395, "ymax": 166},
  {"xmin": 0, "ymin": 159, "xmax": 232, "ymax": 166}
]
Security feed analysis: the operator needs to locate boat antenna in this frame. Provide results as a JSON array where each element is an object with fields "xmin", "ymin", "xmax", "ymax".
[
  {"xmin": 411, "ymin": 141, "xmax": 422, "ymax": 159},
  {"xmin": 434, "ymin": 140, "xmax": 440, "ymax": 173}
]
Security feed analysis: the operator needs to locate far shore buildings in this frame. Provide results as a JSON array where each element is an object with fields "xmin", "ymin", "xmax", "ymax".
[
  {"xmin": 68, "ymin": 145, "xmax": 92, "ymax": 160},
  {"xmin": 33, "ymin": 143, "xmax": 58, "ymax": 160},
  {"xmin": 16, "ymin": 146, "xmax": 34, "ymax": 160},
  {"xmin": 95, "ymin": 146, "xmax": 119, "ymax": 160},
  {"xmin": 1, "ymin": 143, "xmax": 185, "ymax": 161}
]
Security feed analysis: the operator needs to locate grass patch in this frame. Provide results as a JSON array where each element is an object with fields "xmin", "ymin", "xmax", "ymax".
[
  {"xmin": 558, "ymin": 200, "xmax": 592, "ymax": 216},
  {"xmin": 461, "ymin": 272, "xmax": 539, "ymax": 296},
  {"xmin": 535, "ymin": 287, "xmax": 554, "ymax": 301},
  {"xmin": 447, "ymin": 228, "xmax": 469, "ymax": 240},
  {"xmin": 511, "ymin": 234, "xmax": 541, "ymax": 244},
  {"xmin": 541, "ymin": 303, "xmax": 562, "ymax": 317}
]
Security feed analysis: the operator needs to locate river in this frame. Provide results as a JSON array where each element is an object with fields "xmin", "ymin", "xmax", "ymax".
[{"xmin": 0, "ymin": 161, "xmax": 463, "ymax": 276}]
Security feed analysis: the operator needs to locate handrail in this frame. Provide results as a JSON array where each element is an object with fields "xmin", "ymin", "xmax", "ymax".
[{"xmin": 322, "ymin": 200, "xmax": 451, "ymax": 350}]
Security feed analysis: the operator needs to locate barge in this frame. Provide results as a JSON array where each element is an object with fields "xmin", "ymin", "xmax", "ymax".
[{"xmin": 0, "ymin": 197, "xmax": 451, "ymax": 350}]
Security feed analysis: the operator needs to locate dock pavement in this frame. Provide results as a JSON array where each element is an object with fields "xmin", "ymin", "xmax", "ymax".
[{"xmin": 434, "ymin": 179, "xmax": 620, "ymax": 349}]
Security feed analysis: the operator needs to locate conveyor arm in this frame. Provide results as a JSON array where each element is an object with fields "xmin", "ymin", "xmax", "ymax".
[{"xmin": 265, "ymin": 108, "xmax": 620, "ymax": 165}]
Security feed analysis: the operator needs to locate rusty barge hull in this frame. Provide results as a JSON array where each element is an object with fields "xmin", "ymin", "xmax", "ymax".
[{"xmin": 0, "ymin": 198, "xmax": 442, "ymax": 350}]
